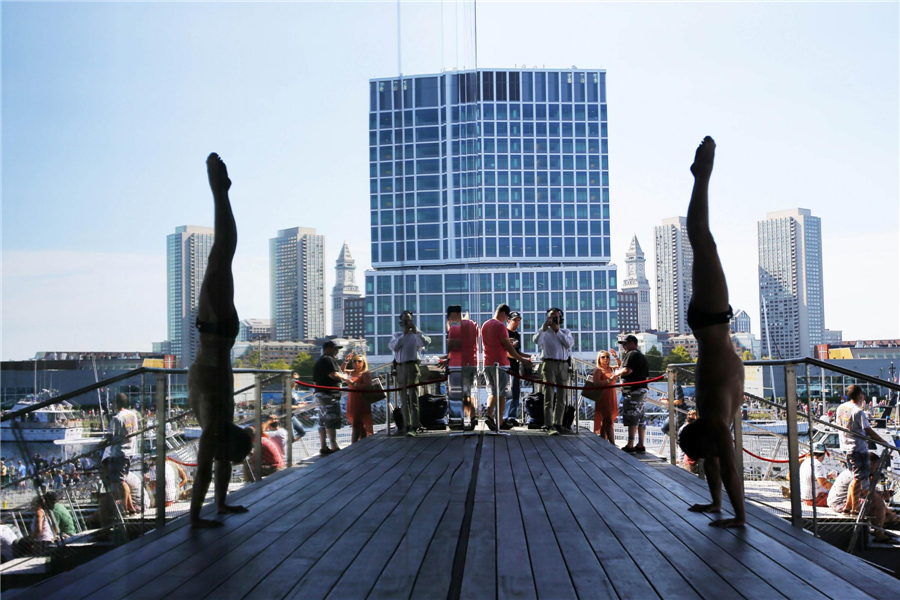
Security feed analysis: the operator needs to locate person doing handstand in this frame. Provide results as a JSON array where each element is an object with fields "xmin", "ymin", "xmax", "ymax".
[
  {"xmin": 188, "ymin": 154, "xmax": 254, "ymax": 528},
  {"xmin": 677, "ymin": 137, "xmax": 747, "ymax": 528}
]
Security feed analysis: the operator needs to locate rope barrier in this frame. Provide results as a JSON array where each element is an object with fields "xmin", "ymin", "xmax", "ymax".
[
  {"xmin": 166, "ymin": 457, "xmax": 198, "ymax": 468},
  {"xmin": 508, "ymin": 369, "xmax": 666, "ymax": 391},
  {"xmin": 293, "ymin": 377, "xmax": 448, "ymax": 393},
  {"xmin": 742, "ymin": 447, "xmax": 809, "ymax": 463}
]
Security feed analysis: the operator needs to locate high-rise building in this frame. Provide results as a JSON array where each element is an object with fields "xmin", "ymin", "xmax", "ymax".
[
  {"xmin": 166, "ymin": 225, "xmax": 214, "ymax": 368},
  {"xmin": 654, "ymin": 216, "xmax": 693, "ymax": 334},
  {"xmin": 730, "ymin": 309, "xmax": 751, "ymax": 334},
  {"xmin": 331, "ymin": 242, "xmax": 362, "ymax": 336},
  {"xmin": 343, "ymin": 297, "xmax": 366, "ymax": 340},
  {"xmin": 269, "ymin": 227, "xmax": 325, "ymax": 341},
  {"xmin": 824, "ymin": 329, "xmax": 843, "ymax": 345},
  {"xmin": 758, "ymin": 208, "xmax": 824, "ymax": 358},
  {"xmin": 620, "ymin": 234, "xmax": 652, "ymax": 330},
  {"xmin": 364, "ymin": 69, "xmax": 618, "ymax": 358},
  {"xmin": 617, "ymin": 291, "xmax": 640, "ymax": 334}
]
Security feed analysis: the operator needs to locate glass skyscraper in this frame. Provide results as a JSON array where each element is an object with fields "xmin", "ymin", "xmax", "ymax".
[
  {"xmin": 364, "ymin": 69, "xmax": 618, "ymax": 358},
  {"xmin": 167, "ymin": 225, "xmax": 214, "ymax": 368}
]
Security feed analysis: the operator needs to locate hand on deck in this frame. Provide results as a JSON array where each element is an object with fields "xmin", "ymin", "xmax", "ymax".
[
  {"xmin": 218, "ymin": 504, "xmax": 249, "ymax": 514},
  {"xmin": 688, "ymin": 503, "xmax": 721, "ymax": 514}
]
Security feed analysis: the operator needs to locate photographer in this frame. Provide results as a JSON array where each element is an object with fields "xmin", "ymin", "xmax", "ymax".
[
  {"xmin": 389, "ymin": 311, "xmax": 431, "ymax": 436},
  {"xmin": 533, "ymin": 308, "xmax": 574, "ymax": 435}
]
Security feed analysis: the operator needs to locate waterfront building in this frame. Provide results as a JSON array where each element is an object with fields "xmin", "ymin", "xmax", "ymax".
[
  {"xmin": 364, "ymin": 68, "xmax": 618, "ymax": 359},
  {"xmin": 730, "ymin": 308, "xmax": 751, "ymax": 334},
  {"xmin": 620, "ymin": 234, "xmax": 652, "ymax": 330},
  {"xmin": 166, "ymin": 225, "xmax": 214, "ymax": 368},
  {"xmin": 732, "ymin": 331, "xmax": 762, "ymax": 359},
  {"xmin": 238, "ymin": 318, "xmax": 272, "ymax": 342},
  {"xmin": 758, "ymin": 208, "xmax": 824, "ymax": 358},
  {"xmin": 617, "ymin": 291, "xmax": 640, "ymax": 334},
  {"xmin": 342, "ymin": 297, "xmax": 366, "ymax": 339},
  {"xmin": 269, "ymin": 227, "xmax": 325, "ymax": 342},
  {"xmin": 824, "ymin": 329, "xmax": 843, "ymax": 345},
  {"xmin": 331, "ymin": 243, "xmax": 362, "ymax": 337},
  {"xmin": 654, "ymin": 216, "xmax": 693, "ymax": 335}
]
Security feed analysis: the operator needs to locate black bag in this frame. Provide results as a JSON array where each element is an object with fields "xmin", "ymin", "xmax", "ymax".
[
  {"xmin": 525, "ymin": 392, "xmax": 544, "ymax": 429},
  {"xmin": 563, "ymin": 404, "xmax": 575, "ymax": 429},
  {"xmin": 393, "ymin": 406, "xmax": 404, "ymax": 430},
  {"xmin": 419, "ymin": 393, "xmax": 449, "ymax": 430}
]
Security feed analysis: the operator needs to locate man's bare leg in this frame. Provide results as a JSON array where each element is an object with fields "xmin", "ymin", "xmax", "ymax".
[
  {"xmin": 687, "ymin": 137, "xmax": 729, "ymax": 312},
  {"xmin": 328, "ymin": 429, "xmax": 339, "ymax": 451}
]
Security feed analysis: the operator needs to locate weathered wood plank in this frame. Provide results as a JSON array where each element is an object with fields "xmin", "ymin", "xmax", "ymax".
[{"xmin": 494, "ymin": 437, "xmax": 537, "ymax": 600}]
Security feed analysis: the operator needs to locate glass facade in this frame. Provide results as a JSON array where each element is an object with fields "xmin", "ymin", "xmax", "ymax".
[
  {"xmin": 166, "ymin": 226, "xmax": 214, "ymax": 368},
  {"xmin": 365, "ymin": 69, "xmax": 617, "ymax": 357}
]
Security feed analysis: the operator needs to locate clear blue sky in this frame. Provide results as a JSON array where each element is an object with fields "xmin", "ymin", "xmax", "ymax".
[{"xmin": 2, "ymin": 1, "xmax": 898, "ymax": 360}]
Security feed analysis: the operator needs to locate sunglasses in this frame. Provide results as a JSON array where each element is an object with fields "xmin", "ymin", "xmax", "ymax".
[{"xmin": 353, "ymin": 360, "xmax": 364, "ymax": 363}]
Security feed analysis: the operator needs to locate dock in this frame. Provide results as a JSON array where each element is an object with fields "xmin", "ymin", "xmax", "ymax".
[{"xmin": 13, "ymin": 430, "xmax": 900, "ymax": 600}]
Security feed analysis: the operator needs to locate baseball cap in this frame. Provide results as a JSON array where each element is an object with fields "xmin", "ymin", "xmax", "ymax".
[
  {"xmin": 618, "ymin": 334, "xmax": 638, "ymax": 345},
  {"xmin": 509, "ymin": 311, "xmax": 521, "ymax": 320},
  {"xmin": 322, "ymin": 340, "xmax": 343, "ymax": 350}
]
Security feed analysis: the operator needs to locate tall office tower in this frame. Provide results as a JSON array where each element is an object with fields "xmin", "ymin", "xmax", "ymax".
[
  {"xmin": 758, "ymin": 208, "xmax": 824, "ymax": 358},
  {"xmin": 654, "ymin": 216, "xmax": 693, "ymax": 334},
  {"xmin": 617, "ymin": 291, "xmax": 640, "ymax": 334},
  {"xmin": 167, "ymin": 225, "xmax": 215, "ymax": 368},
  {"xmin": 331, "ymin": 242, "xmax": 362, "ymax": 336},
  {"xmin": 730, "ymin": 309, "xmax": 751, "ymax": 334},
  {"xmin": 364, "ymin": 69, "xmax": 618, "ymax": 358},
  {"xmin": 620, "ymin": 234, "xmax": 652, "ymax": 330},
  {"xmin": 269, "ymin": 227, "xmax": 325, "ymax": 341},
  {"xmin": 342, "ymin": 297, "xmax": 366, "ymax": 339}
]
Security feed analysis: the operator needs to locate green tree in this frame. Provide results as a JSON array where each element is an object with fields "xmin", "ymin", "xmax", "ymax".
[
  {"xmin": 291, "ymin": 352, "xmax": 316, "ymax": 380},
  {"xmin": 264, "ymin": 359, "xmax": 291, "ymax": 371},
  {"xmin": 645, "ymin": 345, "xmax": 664, "ymax": 375},
  {"xmin": 664, "ymin": 345, "xmax": 694, "ymax": 367},
  {"xmin": 741, "ymin": 349, "xmax": 753, "ymax": 361}
]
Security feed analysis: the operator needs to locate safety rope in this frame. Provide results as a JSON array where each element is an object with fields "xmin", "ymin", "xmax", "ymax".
[
  {"xmin": 742, "ymin": 447, "xmax": 809, "ymax": 463},
  {"xmin": 507, "ymin": 369, "xmax": 666, "ymax": 391},
  {"xmin": 293, "ymin": 377, "xmax": 448, "ymax": 393}
]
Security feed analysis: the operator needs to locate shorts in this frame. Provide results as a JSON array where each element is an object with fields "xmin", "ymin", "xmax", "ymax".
[
  {"xmin": 621, "ymin": 388, "xmax": 648, "ymax": 427},
  {"xmin": 484, "ymin": 367, "xmax": 509, "ymax": 396},
  {"xmin": 448, "ymin": 367, "xmax": 477, "ymax": 398},
  {"xmin": 848, "ymin": 451, "xmax": 871, "ymax": 489},
  {"xmin": 315, "ymin": 392, "xmax": 342, "ymax": 431}
]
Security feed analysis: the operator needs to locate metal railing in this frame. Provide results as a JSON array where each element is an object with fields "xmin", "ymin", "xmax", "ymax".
[{"xmin": 0, "ymin": 362, "xmax": 394, "ymax": 590}]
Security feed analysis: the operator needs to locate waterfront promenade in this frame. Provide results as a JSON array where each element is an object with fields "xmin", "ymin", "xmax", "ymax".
[{"xmin": 13, "ymin": 430, "xmax": 900, "ymax": 600}]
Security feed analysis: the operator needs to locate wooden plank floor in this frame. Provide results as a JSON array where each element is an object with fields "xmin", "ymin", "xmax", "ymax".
[{"xmin": 18, "ymin": 431, "xmax": 900, "ymax": 600}]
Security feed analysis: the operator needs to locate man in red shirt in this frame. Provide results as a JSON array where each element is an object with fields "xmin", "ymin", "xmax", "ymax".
[
  {"xmin": 446, "ymin": 305, "xmax": 479, "ymax": 428},
  {"xmin": 481, "ymin": 304, "xmax": 531, "ymax": 431},
  {"xmin": 243, "ymin": 426, "xmax": 285, "ymax": 480}
]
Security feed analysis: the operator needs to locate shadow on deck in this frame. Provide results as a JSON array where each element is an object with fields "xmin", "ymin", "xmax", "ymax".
[{"xmin": 13, "ymin": 431, "xmax": 900, "ymax": 600}]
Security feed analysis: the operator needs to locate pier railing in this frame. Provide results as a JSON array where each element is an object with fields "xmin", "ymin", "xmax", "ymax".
[{"xmin": 0, "ymin": 363, "xmax": 394, "ymax": 589}]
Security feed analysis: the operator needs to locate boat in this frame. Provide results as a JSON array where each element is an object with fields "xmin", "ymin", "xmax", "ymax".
[{"xmin": 1, "ymin": 393, "xmax": 85, "ymax": 444}]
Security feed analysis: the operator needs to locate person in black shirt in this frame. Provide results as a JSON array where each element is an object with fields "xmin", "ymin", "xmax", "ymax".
[
  {"xmin": 615, "ymin": 335, "xmax": 650, "ymax": 453},
  {"xmin": 503, "ymin": 311, "xmax": 523, "ymax": 426},
  {"xmin": 313, "ymin": 340, "xmax": 350, "ymax": 455}
]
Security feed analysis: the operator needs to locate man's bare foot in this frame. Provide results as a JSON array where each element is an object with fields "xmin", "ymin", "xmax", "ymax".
[
  {"xmin": 207, "ymin": 153, "xmax": 232, "ymax": 195},
  {"xmin": 710, "ymin": 518, "xmax": 745, "ymax": 528},
  {"xmin": 191, "ymin": 518, "xmax": 224, "ymax": 528},
  {"xmin": 688, "ymin": 503, "xmax": 721, "ymax": 514},
  {"xmin": 217, "ymin": 504, "xmax": 248, "ymax": 514},
  {"xmin": 690, "ymin": 136, "xmax": 715, "ymax": 179}
]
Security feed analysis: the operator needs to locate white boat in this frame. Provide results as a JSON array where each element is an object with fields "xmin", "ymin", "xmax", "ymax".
[{"xmin": 1, "ymin": 395, "xmax": 85, "ymax": 444}]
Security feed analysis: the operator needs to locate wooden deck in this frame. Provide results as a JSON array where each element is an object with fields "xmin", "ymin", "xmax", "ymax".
[{"xmin": 15, "ymin": 431, "xmax": 900, "ymax": 600}]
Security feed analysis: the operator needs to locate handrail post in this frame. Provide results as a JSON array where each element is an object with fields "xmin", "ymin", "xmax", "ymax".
[
  {"xmin": 283, "ymin": 373, "xmax": 293, "ymax": 467},
  {"xmin": 806, "ymin": 364, "xmax": 818, "ymax": 537},
  {"xmin": 784, "ymin": 363, "xmax": 803, "ymax": 528},
  {"xmin": 667, "ymin": 368, "xmax": 677, "ymax": 465},
  {"xmin": 254, "ymin": 375, "xmax": 263, "ymax": 479},
  {"xmin": 386, "ymin": 373, "xmax": 393, "ymax": 437},
  {"xmin": 140, "ymin": 372, "xmax": 146, "ymax": 531},
  {"xmin": 154, "ymin": 373, "xmax": 167, "ymax": 528}
]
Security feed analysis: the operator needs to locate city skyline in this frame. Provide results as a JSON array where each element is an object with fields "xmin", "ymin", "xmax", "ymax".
[{"xmin": 3, "ymin": 2, "xmax": 897, "ymax": 360}]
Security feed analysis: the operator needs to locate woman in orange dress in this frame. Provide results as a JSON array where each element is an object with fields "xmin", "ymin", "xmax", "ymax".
[
  {"xmin": 344, "ymin": 353, "xmax": 374, "ymax": 443},
  {"xmin": 591, "ymin": 349, "xmax": 621, "ymax": 444}
]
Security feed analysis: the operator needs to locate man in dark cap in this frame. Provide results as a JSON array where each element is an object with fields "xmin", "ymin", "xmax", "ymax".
[
  {"xmin": 313, "ymin": 340, "xmax": 350, "ymax": 455},
  {"xmin": 614, "ymin": 335, "xmax": 649, "ymax": 451}
]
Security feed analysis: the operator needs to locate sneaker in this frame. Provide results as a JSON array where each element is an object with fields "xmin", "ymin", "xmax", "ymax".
[
  {"xmin": 634, "ymin": 445, "xmax": 646, "ymax": 453},
  {"xmin": 319, "ymin": 448, "xmax": 333, "ymax": 456},
  {"xmin": 622, "ymin": 446, "xmax": 637, "ymax": 453},
  {"xmin": 559, "ymin": 426, "xmax": 573, "ymax": 435},
  {"xmin": 406, "ymin": 429, "xmax": 418, "ymax": 437},
  {"xmin": 548, "ymin": 427, "xmax": 560, "ymax": 436},
  {"xmin": 484, "ymin": 416, "xmax": 497, "ymax": 431},
  {"xmin": 500, "ymin": 420, "xmax": 513, "ymax": 431},
  {"xmin": 540, "ymin": 426, "xmax": 550, "ymax": 433}
]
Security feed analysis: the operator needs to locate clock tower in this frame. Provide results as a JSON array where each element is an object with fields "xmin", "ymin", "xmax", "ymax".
[
  {"xmin": 331, "ymin": 242, "xmax": 361, "ymax": 336},
  {"xmin": 620, "ymin": 234, "xmax": 652, "ymax": 331}
]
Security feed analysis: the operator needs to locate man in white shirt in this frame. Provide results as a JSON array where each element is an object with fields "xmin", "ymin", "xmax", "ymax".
[
  {"xmin": 533, "ymin": 308, "xmax": 574, "ymax": 435},
  {"xmin": 389, "ymin": 311, "xmax": 431, "ymax": 435},
  {"xmin": 835, "ymin": 384, "xmax": 883, "ymax": 512},
  {"xmin": 799, "ymin": 443, "xmax": 832, "ymax": 507}
]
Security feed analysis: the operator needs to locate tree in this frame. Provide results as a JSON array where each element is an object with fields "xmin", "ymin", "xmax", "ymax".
[
  {"xmin": 264, "ymin": 359, "xmax": 290, "ymax": 371},
  {"xmin": 664, "ymin": 345, "xmax": 695, "ymax": 383},
  {"xmin": 741, "ymin": 349, "xmax": 753, "ymax": 361},
  {"xmin": 291, "ymin": 352, "xmax": 316, "ymax": 380},
  {"xmin": 645, "ymin": 345, "xmax": 664, "ymax": 375}
]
